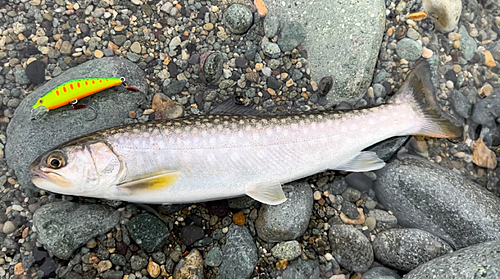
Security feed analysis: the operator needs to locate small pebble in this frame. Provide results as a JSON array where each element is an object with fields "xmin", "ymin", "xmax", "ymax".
[
  {"xmin": 233, "ymin": 212, "xmax": 245, "ymax": 226},
  {"xmin": 2, "ymin": 221, "xmax": 16, "ymax": 234}
]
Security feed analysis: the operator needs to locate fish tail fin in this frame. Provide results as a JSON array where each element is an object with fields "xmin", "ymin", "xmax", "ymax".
[{"xmin": 391, "ymin": 59, "xmax": 462, "ymax": 138}]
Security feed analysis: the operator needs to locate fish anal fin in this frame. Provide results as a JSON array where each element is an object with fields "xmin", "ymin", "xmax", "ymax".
[
  {"xmin": 117, "ymin": 171, "xmax": 179, "ymax": 192},
  {"xmin": 245, "ymin": 181, "xmax": 287, "ymax": 205},
  {"xmin": 336, "ymin": 151, "xmax": 386, "ymax": 172}
]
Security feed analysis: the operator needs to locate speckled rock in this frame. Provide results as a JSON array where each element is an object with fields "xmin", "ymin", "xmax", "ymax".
[
  {"xmin": 361, "ymin": 266, "xmax": 401, "ymax": 279},
  {"xmin": 396, "ymin": 38, "xmax": 423, "ymax": 61},
  {"xmin": 277, "ymin": 21, "xmax": 306, "ymax": 52},
  {"xmin": 203, "ymin": 52, "xmax": 224, "ymax": 84},
  {"xmin": 223, "ymin": 4, "xmax": 253, "ymax": 34},
  {"xmin": 6, "ymin": 57, "xmax": 146, "ymax": 191},
  {"xmin": 173, "ymin": 249, "xmax": 203, "ymax": 279},
  {"xmin": 374, "ymin": 156, "xmax": 500, "ymax": 249},
  {"xmin": 256, "ymin": 181, "xmax": 313, "ymax": 242},
  {"xmin": 282, "ymin": 259, "xmax": 320, "ymax": 279},
  {"xmin": 372, "ymin": 228, "xmax": 453, "ymax": 271},
  {"xmin": 128, "ymin": 213, "xmax": 170, "ymax": 253},
  {"xmin": 329, "ymin": 224, "xmax": 373, "ymax": 272},
  {"xmin": 219, "ymin": 224, "xmax": 258, "ymax": 279},
  {"xmin": 404, "ymin": 240, "xmax": 500, "ymax": 279},
  {"xmin": 458, "ymin": 26, "xmax": 477, "ymax": 61},
  {"xmin": 270, "ymin": 240, "xmax": 301, "ymax": 260},
  {"xmin": 33, "ymin": 201, "xmax": 120, "ymax": 259}
]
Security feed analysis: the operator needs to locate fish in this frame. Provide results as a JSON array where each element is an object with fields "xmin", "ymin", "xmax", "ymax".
[
  {"xmin": 29, "ymin": 60, "xmax": 461, "ymax": 205},
  {"xmin": 32, "ymin": 77, "xmax": 140, "ymax": 111}
]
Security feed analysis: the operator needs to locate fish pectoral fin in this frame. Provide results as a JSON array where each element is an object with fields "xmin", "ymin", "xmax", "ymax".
[
  {"xmin": 335, "ymin": 151, "xmax": 386, "ymax": 172},
  {"xmin": 245, "ymin": 181, "xmax": 287, "ymax": 205},
  {"xmin": 117, "ymin": 171, "xmax": 179, "ymax": 192}
]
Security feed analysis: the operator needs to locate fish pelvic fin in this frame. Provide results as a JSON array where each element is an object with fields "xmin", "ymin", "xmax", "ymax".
[
  {"xmin": 336, "ymin": 151, "xmax": 386, "ymax": 172},
  {"xmin": 117, "ymin": 171, "xmax": 179, "ymax": 192},
  {"xmin": 245, "ymin": 181, "xmax": 287, "ymax": 205},
  {"xmin": 392, "ymin": 59, "xmax": 462, "ymax": 138}
]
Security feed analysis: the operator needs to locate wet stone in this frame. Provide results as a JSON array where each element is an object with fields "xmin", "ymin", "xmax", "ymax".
[
  {"xmin": 173, "ymin": 249, "xmax": 203, "ymax": 279},
  {"xmin": 130, "ymin": 255, "xmax": 147, "ymax": 271}
]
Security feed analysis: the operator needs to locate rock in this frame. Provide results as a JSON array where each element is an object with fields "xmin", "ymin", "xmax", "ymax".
[
  {"xmin": 322, "ymin": 178, "xmax": 348, "ymax": 195},
  {"xmin": 422, "ymin": 0, "xmax": 462, "ymax": 32},
  {"xmin": 450, "ymin": 89, "xmax": 472, "ymax": 119},
  {"xmin": 271, "ymin": 240, "xmax": 302, "ymax": 260},
  {"xmin": 13, "ymin": 68, "xmax": 30, "ymax": 85},
  {"xmin": 264, "ymin": 12, "xmax": 280, "ymax": 38},
  {"xmin": 472, "ymin": 138, "xmax": 497, "ymax": 169},
  {"xmin": 223, "ymin": 4, "xmax": 253, "ymax": 34},
  {"xmin": 128, "ymin": 213, "xmax": 170, "ymax": 253},
  {"xmin": 396, "ymin": 38, "xmax": 423, "ymax": 61},
  {"xmin": 33, "ymin": 201, "xmax": 120, "ymax": 259},
  {"xmin": 255, "ymin": 181, "xmax": 313, "ymax": 242},
  {"xmin": 458, "ymin": 26, "xmax": 477, "ymax": 61},
  {"xmin": 282, "ymin": 259, "xmax": 320, "ymax": 279},
  {"xmin": 265, "ymin": 0, "xmax": 385, "ymax": 106},
  {"xmin": 25, "ymin": 60, "xmax": 46, "ymax": 85},
  {"xmin": 404, "ymin": 239, "xmax": 500, "ymax": 279},
  {"xmin": 101, "ymin": 271, "xmax": 124, "ymax": 279},
  {"xmin": 181, "ymin": 225, "xmax": 204, "ymax": 246},
  {"xmin": 278, "ymin": 21, "xmax": 306, "ymax": 52},
  {"xmin": 173, "ymin": 249, "xmax": 203, "ymax": 279},
  {"xmin": 163, "ymin": 80, "xmax": 187, "ymax": 96},
  {"xmin": 261, "ymin": 40, "xmax": 281, "ymax": 58},
  {"xmin": 130, "ymin": 255, "xmax": 148, "ymax": 271},
  {"xmin": 471, "ymin": 89, "xmax": 500, "ymax": 127},
  {"xmin": 244, "ymin": 44, "xmax": 258, "ymax": 61},
  {"xmin": 367, "ymin": 136, "xmax": 409, "ymax": 161},
  {"xmin": 345, "ymin": 173, "xmax": 372, "ymax": 192},
  {"xmin": 361, "ymin": 267, "xmax": 401, "ymax": 279},
  {"xmin": 329, "ymin": 224, "xmax": 373, "ymax": 272},
  {"xmin": 219, "ymin": 224, "xmax": 258, "ymax": 279},
  {"xmin": 368, "ymin": 209, "xmax": 398, "ymax": 229},
  {"xmin": 374, "ymin": 156, "xmax": 500, "ymax": 249},
  {"xmin": 203, "ymin": 52, "xmax": 224, "ymax": 84},
  {"xmin": 6, "ymin": 57, "xmax": 146, "ymax": 190},
  {"xmin": 205, "ymin": 246, "xmax": 223, "ymax": 267},
  {"xmin": 372, "ymin": 228, "xmax": 453, "ymax": 271}
]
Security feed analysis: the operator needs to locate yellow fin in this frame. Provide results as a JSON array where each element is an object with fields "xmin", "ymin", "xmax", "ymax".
[{"xmin": 117, "ymin": 171, "xmax": 179, "ymax": 191}]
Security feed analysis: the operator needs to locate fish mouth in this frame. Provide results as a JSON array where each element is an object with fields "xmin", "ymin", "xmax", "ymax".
[{"xmin": 30, "ymin": 164, "xmax": 72, "ymax": 189}]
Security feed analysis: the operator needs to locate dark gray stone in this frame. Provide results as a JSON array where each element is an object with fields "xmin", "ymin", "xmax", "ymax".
[
  {"xmin": 181, "ymin": 225, "xmax": 204, "ymax": 246},
  {"xmin": 282, "ymin": 259, "xmax": 320, "ymax": 279},
  {"xmin": 374, "ymin": 157, "xmax": 500, "ymax": 249},
  {"xmin": 471, "ymin": 90, "xmax": 500, "ymax": 128},
  {"xmin": 13, "ymin": 67, "xmax": 30, "ymax": 85},
  {"xmin": 244, "ymin": 44, "xmax": 258, "ymax": 61},
  {"xmin": 322, "ymin": 178, "xmax": 348, "ymax": 195},
  {"xmin": 404, "ymin": 240, "xmax": 500, "ymax": 279},
  {"xmin": 223, "ymin": 4, "xmax": 253, "ymax": 35},
  {"xmin": 368, "ymin": 209, "xmax": 398, "ymax": 229},
  {"xmin": 6, "ymin": 57, "xmax": 146, "ymax": 190},
  {"xmin": 130, "ymin": 255, "xmax": 147, "ymax": 271},
  {"xmin": 128, "ymin": 213, "xmax": 169, "ymax": 253},
  {"xmin": 278, "ymin": 21, "xmax": 306, "ymax": 52},
  {"xmin": 33, "ymin": 201, "xmax": 120, "ymax": 259},
  {"xmin": 367, "ymin": 136, "xmax": 409, "ymax": 161},
  {"xmin": 101, "ymin": 270, "xmax": 124, "ymax": 279},
  {"xmin": 372, "ymin": 228, "xmax": 453, "ymax": 271},
  {"xmin": 361, "ymin": 267, "xmax": 400, "ymax": 279},
  {"xmin": 255, "ymin": 181, "xmax": 313, "ymax": 242},
  {"xmin": 219, "ymin": 224, "xmax": 258, "ymax": 279},
  {"xmin": 26, "ymin": 60, "xmax": 46, "ymax": 85},
  {"xmin": 109, "ymin": 253, "xmax": 126, "ymax": 266},
  {"xmin": 345, "ymin": 173, "xmax": 373, "ymax": 192},
  {"xmin": 265, "ymin": 0, "xmax": 385, "ymax": 106},
  {"xmin": 164, "ymin": 80, "xmax": 186, "ymax": 96},
  {"xmin": 450, "ymin": 89, "xmax": 472, "ymax": 119},
  {"xmin": 329, "ymin": 224, "xmax": 373, "ymax": 272},
  {"xmin": 203, "ymin": 52, "xmax": 224, "ymax": 84}
]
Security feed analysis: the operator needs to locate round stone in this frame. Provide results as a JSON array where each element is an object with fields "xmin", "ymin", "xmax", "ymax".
[{"xmin": 223, "ymin": 4, "xmax": 253, "ymax": 35}]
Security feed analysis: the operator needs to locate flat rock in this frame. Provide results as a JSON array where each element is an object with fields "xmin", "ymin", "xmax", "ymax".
[
  {"xmin": 374, "ymin": 156, "xmax": 500, "ymax": 249},
  {"xmin": 219, "ymin": 224, "xmax": 257, "ymax": 279},
  {"xmin": 255, "ymin": 181, "xmax": 313, "ymax": 242},
  {"xmin": 282, "ymin": 259, "xmax": 320, "ymax": 279},
  {"xmin": 329, "ymin": 224, "xmax": 373, "ymax": 272},
  {"xmin": 33, "ymin": 201, "xmax": 120, "ymax": 259},
  {"xmin": 265, "ymin": 0, "xmax": 385, "ymax": 106},
  {"xmin": 372, "ymin": 228, "xmax": 453, "ymax": 271},
  {"xmin": 6, "ymin": 57, "xmax": 146, "ymax": 191},
  {"xmin": 404, "ymin": 239, "xmax": 500, "ymax": 279}
]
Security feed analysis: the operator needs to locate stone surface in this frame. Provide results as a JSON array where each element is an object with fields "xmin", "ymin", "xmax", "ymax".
[
  {"xmin": 256, "ymin": 181, "xmax": 313, "ymax": 242},
  {"xmin": 329, "ymin": 224, "xmax": 373, "ymax": 272},
  {"xmin": 270, "ymin": 240, "xmax": 301, "ymax": 260},
  {"xmin": 128, "ymin": 213, "xmax": 170, "ymax": 253},
  {"xmin": 33, "ymin": 201, "xmax": 120, "ymax": 259},
  {"xmin": 282, "ymin": 259, "xmax": 320, "ymax": 279},
  {"xmin": 223, "ymin": 4, "xmax": 253, "ymax": 34},
  {"xmin": 6, "ymin": 57, "xmax": 146, "ymax": 190},
  {"xmin": 265, "ymin": 0, "xmax": 385, "ymax": 106},
  {"xmin": 277, "ymin": 21, "xmax": 306, "ymax": 52},
  {"xmin": 372, "ymin": 228, "xmax": 453, "ymax": 271},
  {"xmin": 361, "ymin": 267, "xmax": 401, "ymax": 279},
  {"xmin": 219, "ymin": 224, "xmax": 258, "ymax": 279},
  {"xmin": 422, "ymin": 0, "xmax": 461, "ymax": 32},
  {"xmin": 374, "ymin": 156, "xmax": 500, "ymax": 249},
  {"xmin": 404, "ymin": 240, "xmax": 500, "ymax": 279},
  {"xmin": 173, "ymin": 249, "xmax": 203, "ymax": 279}
]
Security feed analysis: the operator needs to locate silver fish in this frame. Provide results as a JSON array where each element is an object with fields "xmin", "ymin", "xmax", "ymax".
[{"xmin": 29, "ymin": 61, "xmax": 461, "ymax": 205}]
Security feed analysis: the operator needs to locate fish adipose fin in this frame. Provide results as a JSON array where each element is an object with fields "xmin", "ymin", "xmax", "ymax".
[
  {"xmin": 246, "ymin": 181, "xmax": 287, "ymax": 205},
  {"xmin": 393, "ymin": 59, "xmax": 462, "ymax": 138},
  {"xmin": 336, "ymin": 151, "xmax": 386, "ymax": 172},
  {"xmin": 117, "ymin": 171, "xmax": 179, "ymax": 192}
]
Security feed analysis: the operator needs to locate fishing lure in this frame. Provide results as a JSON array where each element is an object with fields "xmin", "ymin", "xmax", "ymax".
[{"xmin": 32, "ymin": 77, "xmax": 140, "ymax": 120}]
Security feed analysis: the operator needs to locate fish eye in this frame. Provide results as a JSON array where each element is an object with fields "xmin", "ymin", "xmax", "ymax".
[{"xmin": 46, "ymin": 152, "xmax": 65, "ymax": 169}]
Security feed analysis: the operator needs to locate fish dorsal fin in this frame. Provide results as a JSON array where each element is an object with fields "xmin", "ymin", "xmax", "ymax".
[
  {"xmin": 336, "ymin": 151, "xmax": 386, "ymax": 172},
  {"xmin": 210, "ymin": 97, "xmax": 261, "ymax": 116},
  {"xmin": 117, "ymin": 171, "xmax": 180, "ymax": 192},
  {"xmin": 245, "ymin": 181, "xmax": 287, "ymax": 205}
]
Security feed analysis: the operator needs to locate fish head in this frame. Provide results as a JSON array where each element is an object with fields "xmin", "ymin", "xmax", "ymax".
[{"xmin": 30, "ymin": 139, "xmax": 124, "ymax": 197}]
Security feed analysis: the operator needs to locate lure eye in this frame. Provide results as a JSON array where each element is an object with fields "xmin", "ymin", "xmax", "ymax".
[
  {"xmin": 39, "ymin": 99, "xmax": 43, "ymax": 104},
  {"xmin": 46, "ymin": 152, "xmax": 65, "ymax": 169}
]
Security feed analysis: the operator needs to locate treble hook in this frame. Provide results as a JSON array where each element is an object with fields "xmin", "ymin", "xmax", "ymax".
[{"xmin": 70, "ymin": 100, "xmax": 98, "ymax": 121}]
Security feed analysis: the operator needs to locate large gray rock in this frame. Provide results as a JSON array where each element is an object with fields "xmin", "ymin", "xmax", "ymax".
[
  {"xmin": 6, "ymin": 57, "xmax": 147, "ymax": 191},
  {"xmin": 33, "ymin": 201, "xmax": 120, "ymax": 259},
  {"xmin": 404, "ymin": 240, "xmax": 500, "ymax": 279},
  {"xmin": 361, "ymin": 266, "xmax": 401, "ymax": 279},
  {"xmin": 372, "ymin": 228, "xmax": 453, "ymax": 271},
  {"xmin": 255, "ymin": 181, "xmax": 313, "ymax": 242},
  {"xmin": 265, "ymin": 0, "xmax": 385, "ymax": 106},
  {"xmin": 374, "ymin": 156, "xmax": 500, "ymax": 249},
  {"xmin": 219, "ymin": 224, "xmax": 258, "ymax": 279},
  {"xmin": 282, "ymin": 259, "xmax": 320, "ymax": 279},
  {"xmin": 329, "ymin": 224, "xmax": 373, "ymax": 272}
]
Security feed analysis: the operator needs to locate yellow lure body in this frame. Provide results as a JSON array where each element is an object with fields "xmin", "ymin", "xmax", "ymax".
[{"xmin": 33, "ymin": 77, "xmax": 124, "ymax": 110}]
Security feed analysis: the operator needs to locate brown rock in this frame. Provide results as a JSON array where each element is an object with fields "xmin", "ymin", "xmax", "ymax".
[
  {"xmin": 173, "ymin": 249, "xmax": 203, "ymax": 279},
  {"xmin": 152, "ymin": 93, "xmax": 184, "ymax": 120},
  {"xmin": 233, "ymin": 212, "xmax": 245, "ymax": 226},
  {"xmin": 14, "ymin": 262, "xmax": 25, "ymax": 275},
  {"xmin": 148, "ymin": 260, "xmax": 161, "ymax": 278},
  {"xmin": 472, "ymin": 138, "xmax": 497, "ymax": 169},
  {"xmin": 97, "ymin": 260, "xmax": 112, "ymax": 273}
]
